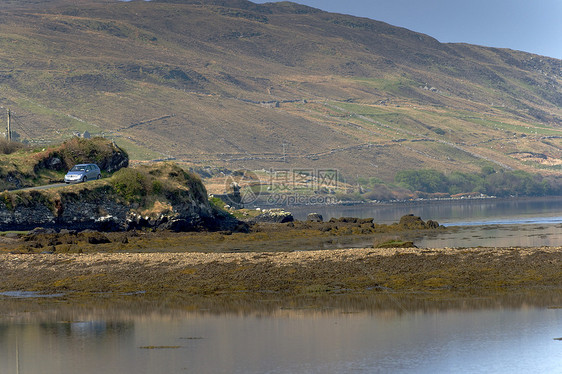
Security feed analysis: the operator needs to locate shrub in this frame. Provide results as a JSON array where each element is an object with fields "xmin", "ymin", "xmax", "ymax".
[
  {"xmin": 40, "ymin": 137, "xmax": 128, "ymax": 172},
  {"xmin": 395, "ymin": 169, "xmax": 448, "ymax": 193},
  {"xmin": 110, "ymin": 168, "xmax": 150, "ymax": 202},
  {"xmin": 0, "ymin": 139, "xmax": 28, "ymax": 154},
  {"xmin": 109, "ymin": 163, "xmax": 209, "ymax": 207}
]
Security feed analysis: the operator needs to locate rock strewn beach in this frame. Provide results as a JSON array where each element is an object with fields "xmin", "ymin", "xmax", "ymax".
[{"xmin": 1, "ymin": 246, "xmax": 562, "ymax": 298}]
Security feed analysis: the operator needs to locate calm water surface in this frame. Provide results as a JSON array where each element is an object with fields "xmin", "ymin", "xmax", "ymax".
[
  {"xmin": 289, "ymin": 197, "xmax": 562, "ymax": 225},
  {"xmin": 1, "ymin": 199, "xmax": 562, "ymax": 373},
  {"xmin": 290, "ymin": 197, "xmax": 562, "ymax": 248},
  {"xmin": 1, "ymin": 295, "xmax": 562, "ymax": 374}
]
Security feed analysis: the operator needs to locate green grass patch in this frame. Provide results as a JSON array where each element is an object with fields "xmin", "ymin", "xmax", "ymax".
[{"xmin": 112, "ymin": 137, "xmax": 162, "ymax": 161}]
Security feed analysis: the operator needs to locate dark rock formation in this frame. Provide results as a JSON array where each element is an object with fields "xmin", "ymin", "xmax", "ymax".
[
  {"xmin": 0, "ymin": 192, "xmax": 243, "ymax": 232},
  {"xmin": 329, "ymin": 217, "xmax": 374, "ymax": 224},
  {"xmin": 249, "ymin": 209, "xmax": 294, "ymax": 224},
  {"xmin": 0, "ymin": 163, "xmax": 245, "ymax": 233},
  {"xmin": 397, "ymin": 214, "xmax": 440, "ymax": 229}
]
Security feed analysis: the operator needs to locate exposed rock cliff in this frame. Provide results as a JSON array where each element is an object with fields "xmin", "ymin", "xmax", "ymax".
[{"xmin": 0, "ymin": 163, "xmax": 243, "ymax": 232}]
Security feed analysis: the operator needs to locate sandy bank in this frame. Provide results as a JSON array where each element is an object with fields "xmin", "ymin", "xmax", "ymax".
[{"xmin": 1, "ymin": 246, "xmax": 562, "ymax": 297}]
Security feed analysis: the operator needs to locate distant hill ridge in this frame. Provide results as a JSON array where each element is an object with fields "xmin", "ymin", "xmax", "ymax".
[{"xmin": 0, "ymin": 0, "xmax": 559, "ymax": 186}]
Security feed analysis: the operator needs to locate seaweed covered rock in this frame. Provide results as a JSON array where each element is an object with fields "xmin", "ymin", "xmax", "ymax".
[
  {"xmin": 374, "ymin": 240, "xmax": 417, "ymax": 248},
  {"xmin": 249, "ymin": 209, "xmax": 294, "ymax": 224},
  {"xmin": 397, "ymin": 214, "xmax": 440, "ymax": 229},
  {"xmin": 329, "ymin": 217, "xmax": 374, "ymax": 224}
]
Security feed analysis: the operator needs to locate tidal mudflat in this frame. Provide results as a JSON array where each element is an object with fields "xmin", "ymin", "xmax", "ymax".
[{"xmin": 1, "ymin": 246, "xmax": 562, "ymax": 299}]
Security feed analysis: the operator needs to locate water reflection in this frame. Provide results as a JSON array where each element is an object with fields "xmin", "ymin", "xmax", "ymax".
[
  {"xmin": 289, "ymin": 197, "xmax": 562, "ymax": 248},
  {"xmin": 414, "ymin": 223, "xmax": 562, "ymax": 248},
  {"xmin": 289, "ymin": 197, "xmax": 562, "ymax": 225},
  {"xmin": 1, "ymin": 293, "xmax": 562, "ymax": 374},
  {"xmin": 288, "ymin": 223, "xmax": 562, "ymax": 249}
]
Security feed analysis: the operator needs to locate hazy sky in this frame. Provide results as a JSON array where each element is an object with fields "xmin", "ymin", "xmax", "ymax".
[{"xmin": 253, "ymin": 0, "xmax": 562, "ymax": 60}]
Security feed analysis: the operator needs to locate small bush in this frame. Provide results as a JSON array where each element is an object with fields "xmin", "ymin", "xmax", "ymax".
[
  {"xmin": 152, "ymin": 180, "xmax": 163, "ymax": 194},
  {"xmin": 39, "ymin": 137, "xmax": 129, "ymax": 172},
  {"xmin": 109, "ymin": 163, "xmax": 208, "ymax": 208},
  {"xmin": 0, "ymin": 139, "xmax": 28, "ymax": 155},
  {"xmin": 110, "ymin": 168, "xmax": 150, "ymax": 202}
]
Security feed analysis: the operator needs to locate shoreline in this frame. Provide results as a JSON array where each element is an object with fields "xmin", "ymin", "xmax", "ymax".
[
  {"xmin": 281, "ymin": 195, "xmax": 562, "ymax": 223},
  {"xmin": 1, "ymin": 246, "xmax": 562, "ymax": 299},
  {"xmin": 255, "ymin": 195, "xmax": 562, "ymax": 209}
]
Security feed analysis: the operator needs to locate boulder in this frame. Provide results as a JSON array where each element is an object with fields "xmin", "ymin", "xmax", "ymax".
[
  {"xmin": 307, "ymin": 213, "xmax": 323, "ymax": 222},
  {"xmin": 250, "ymin": 209, "xmax": 294, "ymax": 224},
  {"xmin": 28, "ymin": 227, "xmax": 57, "ymax": 235},
  {"xmin": 398, "ymin": 214, "xmax": 440, "ymax": 229},
  {"xmin": 84, "ymin": 232, "xmax": 111, "ymax": 244}
]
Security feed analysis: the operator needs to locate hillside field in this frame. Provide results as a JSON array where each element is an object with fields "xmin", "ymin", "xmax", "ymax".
[{"xmin": 0, "ymin": 0, "xmax": 559, "ymax": 195}]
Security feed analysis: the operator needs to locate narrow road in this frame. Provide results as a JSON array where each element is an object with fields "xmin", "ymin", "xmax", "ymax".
[{"xmin": 15, "ymin": 183, "xmax": 68, "ymax": 192}]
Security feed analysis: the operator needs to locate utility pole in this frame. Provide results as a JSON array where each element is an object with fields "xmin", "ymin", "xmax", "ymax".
[{"xmin": 6, "ymin": 108, "xmax": 11, "ymax": 141}]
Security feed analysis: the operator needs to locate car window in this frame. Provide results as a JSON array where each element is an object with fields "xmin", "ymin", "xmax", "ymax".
[{"xmin": 71, "ymin": 166, "xmax": 86, "ymax": 172}]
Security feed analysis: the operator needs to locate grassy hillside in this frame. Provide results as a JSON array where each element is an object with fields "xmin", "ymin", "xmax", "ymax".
[{"xmin": 0, "ymin": 0, "xmax": 560, "ymax": 190}]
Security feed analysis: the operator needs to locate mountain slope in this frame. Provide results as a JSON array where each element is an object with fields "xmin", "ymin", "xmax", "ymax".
[{"xmin": 0, "ymin": 0, "xmax": 560, "ymax": 185}]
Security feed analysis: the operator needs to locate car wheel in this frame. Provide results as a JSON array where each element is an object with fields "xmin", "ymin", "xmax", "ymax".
[
  {"xmin": 82, "ymin": 176, "xmax": 87, "ymax": 183},
  {"xmin": 97, "ymin": 174, "xmax": 101, "ymax": 180}
]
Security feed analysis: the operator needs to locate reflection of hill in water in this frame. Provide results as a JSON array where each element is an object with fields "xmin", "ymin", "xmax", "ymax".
[
  {"xmin": 1, "ymin": 292, "xmax": 562, "ymax": 319},
  {"xmin": 1, "ymin": 293, "xmax": 561, "ymax": 374},
  {"xmin": 289, "ymin": 197, "xmax": 562, "ymax": 224}
]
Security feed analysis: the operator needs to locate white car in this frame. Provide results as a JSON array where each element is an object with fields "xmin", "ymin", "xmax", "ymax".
[{"xmin": 64, "ymin": 164, "xmax": 102, "ymax": 184}]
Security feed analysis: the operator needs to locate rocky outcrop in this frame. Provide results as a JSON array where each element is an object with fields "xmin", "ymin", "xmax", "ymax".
[
  {"xmin": 329, "ymin": 217, "xmax": 374, "ymax": 224},
  {"xmin": 0, "ymin": 188, "xmax": 126, "ymax": 231},
  {"xmin": 397, "ymin": 214, "xmax": 440, "ymax": 229},
  {"xmin": 0, "ymin": 163, "xmax": 245, "ymax": 233},
  {"xmin": 248, "ymin": 209, "xmax": 294, "ymax": 224},
  {"xmin": 306, "ymin": 213, "xmax": 323, "ymax": 222},
  {"xmin": 0, "ymin": 190, "xmax": 243, "ymax": 232},
  {"xmin": 37, "ymin": 137, "xmax": 129, "ymax": 173}
]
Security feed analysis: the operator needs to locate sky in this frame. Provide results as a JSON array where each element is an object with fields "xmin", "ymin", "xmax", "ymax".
[{"xmin": 252, "ymin": 0, "xmax": 562, "ymax": 60}]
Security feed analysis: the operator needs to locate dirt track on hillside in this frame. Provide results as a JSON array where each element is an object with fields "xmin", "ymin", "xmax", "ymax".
[{"xmin": 1, "ymin": 246, "xmax": 562, "ymax": 298}]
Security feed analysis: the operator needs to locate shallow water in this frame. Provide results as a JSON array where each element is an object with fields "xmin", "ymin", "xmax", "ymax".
[
  {"xmin": 0, "ymin": 291, "xmax": 65, "ymax": 299},
  {"xmin": 1, "ymin": 294, "xmax": 562, "ymax": 374},
  {"xmin": 414, "ymin": 223, "xmax": 562, "ymax": 248},
  {"xmin": 289, "ymin": 197, "xmax": 562, "ymax": 225},
  {"xmin": 290, "ymin": 197, "xmax": 562, "ymax": 248}
]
